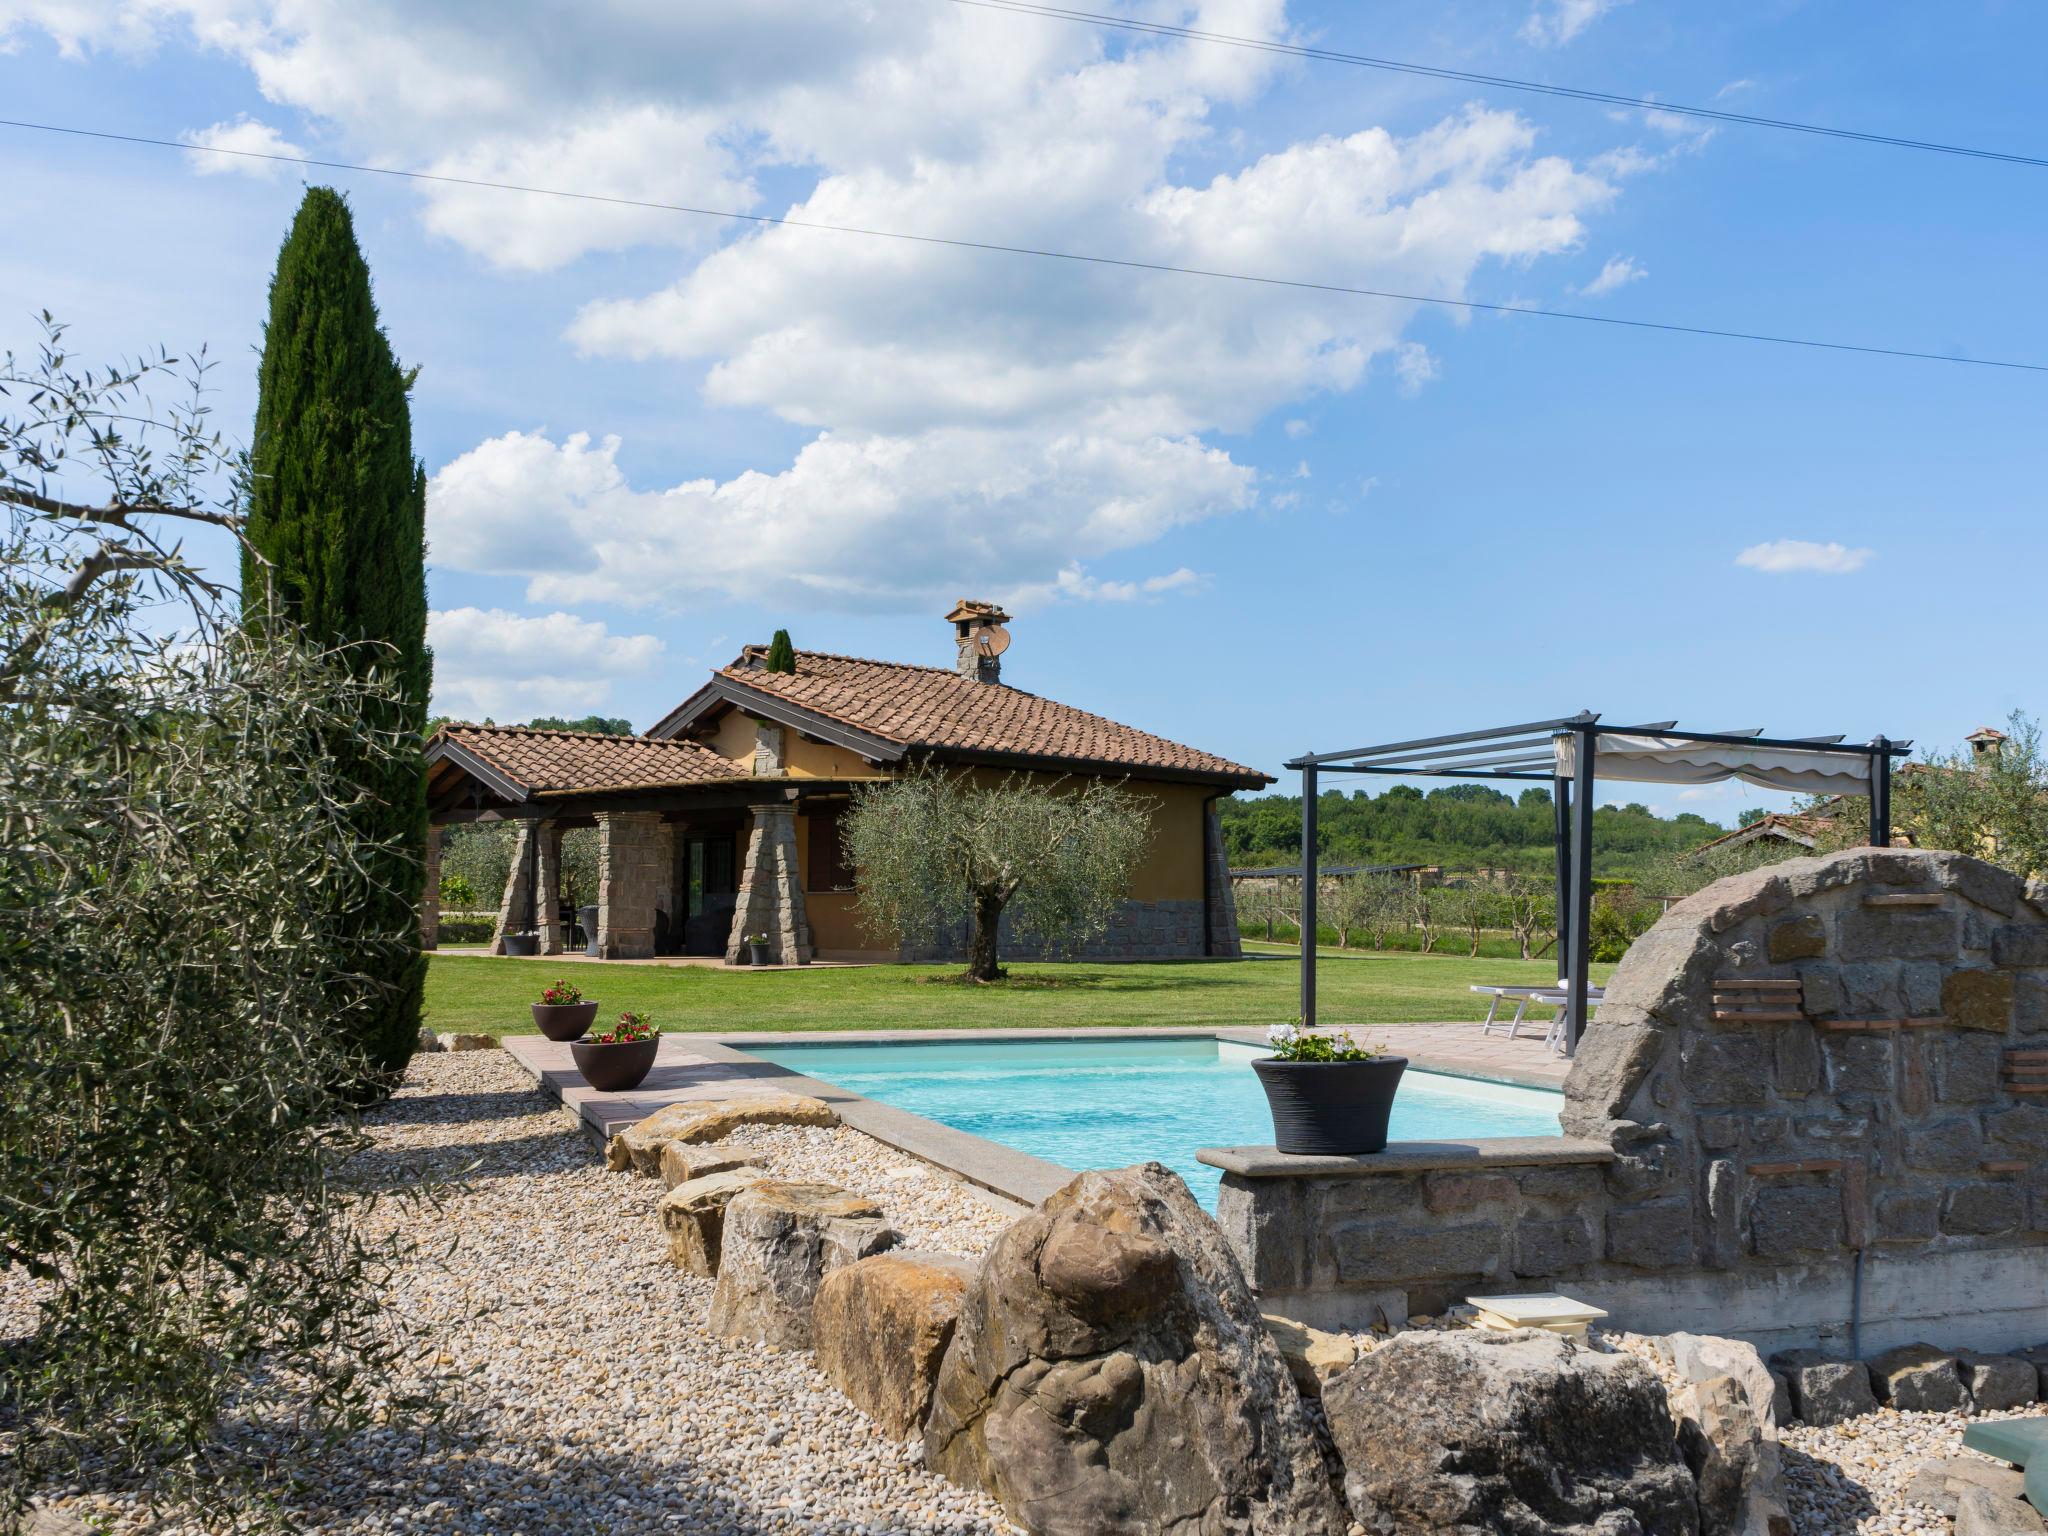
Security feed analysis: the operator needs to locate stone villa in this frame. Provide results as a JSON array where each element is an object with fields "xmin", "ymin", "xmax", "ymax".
[{"xmin": 425, "ymin": 602, "xmax": 1269, "ymax": 964}]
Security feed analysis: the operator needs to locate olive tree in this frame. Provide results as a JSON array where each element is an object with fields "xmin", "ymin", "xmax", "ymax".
[
  {"xmin": 1, "ymin": 319, "xmax": 427, "ymax": 1526},
  {"xmin": 842, "ymin": 764, "xmax": 1153, "ymax": 981}
]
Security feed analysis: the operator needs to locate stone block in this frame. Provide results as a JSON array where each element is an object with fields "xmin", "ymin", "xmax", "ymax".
[
  {"xmin": 1698, "ymin": 1113, "xmax": 1743, "ymax": 1151},
  {"xmin": 1987, "ymin": 1105, "xmax": 2048, "ymax": 1154},
  {"xmin": 1561, "ymin": 1019, "xmax": 1669, "ymax": 1127},
  {"xmin": 1213, "ymin": 1176, "xmax": 1305, "ymax": 1292},
  {"xmin": 1906, "ymin": 1116, "xmax": 1985, "ymax": 1173},
  {"xmin": 1605, "ymin": 1134, "xmax": 1682, "ymax": 1199},
  {"xmin": 1946, "ymin": 969, "xmax": 2016, "ymax": 1032},
  {"xmin": 1955, "ymin": 1483, "xmax": 2047, "ymax": 1536},
  {"xmin": 1903, "ymin": 962, "xmax": 1946, "ymax": 1017},
  {"xmin": 1421, "ymin": 1171, "xmax": 1517, "ymax": 1214},
  {"xmin": 1775, "ymin": 1026, "xmax": 1822, "ymax": 1098},
  {"xmin": 1749, "ymin": 1183, "xmax": 1844, "ymax": 1259},
  {"xmin": 1319, "ymin": 1174, "xmax": 1427, "ymax": 1219},
  {"xmin": 1797, "ymin": 961, "xmax": 1846, "ymax": 1017},
  {"xmin": 1936, "ymin": 1033, "xmax": 2005, "ymax": 1104},
  {"xmin": 1841, "ymin": 962, "xmax": 1903, "ymax": 1019},
  {"xmin": 1877, "ymin": 1189, "xmax": 1941, "ymax": 1242},
  {"xmin": 708, "ymin": 1181, "xmax": 896, "ymax": 1350},
  {"xmin": 1331, "ymin": 1219, "xmax": 1503, "ymax": 1285},
  {"xmin": 1898, "ymin": 1037, "xmax": 1933, "ymax": 1116},
  {"xmin": 1770, "ymin": 1349, "xmax": 1876, "ymax": 1426},
  {"xmin": 1943, "ymin": 1182, "xmax": 2024, "ymax": 1237},
  {"xmin": 813, "ymin": 1251, "xmax": 973, "ymax": 1439},
  {"xmin": 1511, "ymin": 1216, "xmax": 1595, "ymax": 1277},
  {"xmin": 1682, "ymin": 1029, "xmax": 1773, "ymax": 1107},
  {"xmin": 1514, "ymin": 1165, "xmax": 1605, "ymax": 1203},
  {"xmin": 1960, "ymin": 1353, "xmax": 2040, "ymax": 1411},
  {"xmin": 1838, "ymin": 908, "xmax": 1959, "ymax": 961},
  {"xmin": 1606, "ymin": 1198, "xmax": 1695, "ymax": 1269},
  {"xmin": 1939, "ymin": 857, "xmax": 2026, "ymax": 917},
  {"xmin": 1907, "ymin": 1456, "xmax": 2029, "ymax": 1518},
  {"xmin": 445, "ymin": 1032, "xmax": 498, "ymax": 1051},
  {"xmin": 659, "ymin": 1142, "xmax": 768, "ymax": 1191},
  {"xmin": 1995, "ymin": 926, "xmax": 2048, "ymax": 968},
  {"xmin": 607, "ymin": 1093, "xmax": 839, "ymax": 1174},
  {"xmin": 1825, "ymin": 1035, "xmax": 1893, "ymax": 1095},
  {"xmin": 657, "ymin": 1168, "xmax": 769, "ymax": 1275},
  {"xmin": 2018, "ymin": 974, "xmax": 2048, "ymax": 1036},
  {"xmin": 1261, "ymin": 1312, "xmax": 1358, "ymax": 1399},
  {"xmin": 1705, "ymin": 1157, "xmax": 1739, "ymax": 1268},
  {"xmin": 1869, "ymin": 1343, "xmax": 1968, "ymax": 1412},
  {"xmin": 1769, "ymin": 913, "xmax": 1828, "ymax": 961}
]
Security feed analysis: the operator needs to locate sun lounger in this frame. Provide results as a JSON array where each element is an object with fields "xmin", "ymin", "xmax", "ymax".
[{"xmin": 1470, "ymin": 982, "xmax": 1606, "ymax": 1054}]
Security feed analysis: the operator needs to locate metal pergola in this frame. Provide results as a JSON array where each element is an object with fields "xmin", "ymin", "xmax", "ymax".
[{"xmin": 1284, "ymin": 712, "xmax": 1913, "ymax": 1053}]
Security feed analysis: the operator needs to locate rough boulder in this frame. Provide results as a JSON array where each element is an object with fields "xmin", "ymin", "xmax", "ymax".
[
  {"xmin": 922, "ymin": 1163, "xmax": 1341, "ymax": 1536},
  {"xmin": 813, "ymin": 1251, "xmax": 976, "ymax": 1439},
  {"xmin": 605, "ymin": 1094, "xmax": 837, "ymax": 1174},
  {"xmin": 707, "ymin": 1180, "xmax": 896, "ymax": 1349},
  {"xmin": 1322, "ymin": 1327, "xmax": 1701, "ymax": 1535}
]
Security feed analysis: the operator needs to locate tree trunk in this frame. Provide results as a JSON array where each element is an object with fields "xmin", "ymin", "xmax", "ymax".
[{"xmin": 965, "ymin": 890, "xmax": 1008, "ymax": 982}]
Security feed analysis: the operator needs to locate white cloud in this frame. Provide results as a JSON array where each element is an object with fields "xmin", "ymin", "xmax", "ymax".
[
  {"xmin": 26, "ymin": 3, "xmax": 1645, "ymax": 611},
  {"xmin": 1520, "ymin": 0, "xmax": 1630, "ymax": 48},
  {"xmin": 1734, "ymin": 539, "xmax": 1874, "ymax": 576},
  {"xmin": 1580, "ymin": 254, "xmax": 1646, "ymax": 296},
  {"xmin": 1008, "ymin": 563, "xmax": 1207, "ymax": 607},
  {"xmin": 1293, "ymin": 460, "xmax": 1312, "ymax": 479},
  {"xmin": 1283, "ymin": 418, "xmax": 1312, "ymax": 439},
  {"xmin": 428, "ymin": 428, "xmax": 1255, "ymax": 612},
  {"xmin": 181, "ymin": 115, "xmax": 306, "ymax": 177},
  {"xmin": 427, "ymin": 605, "xmax": 664, "ymax": 720}
]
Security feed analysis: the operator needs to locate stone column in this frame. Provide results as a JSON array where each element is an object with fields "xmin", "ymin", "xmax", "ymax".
[
  {"xmin": 597, "ymin": 810, "xmax": 664, "ymax": 959},
  {"xmin": 534, "ymin": 820, "xmax": 565, "ymax": 955},
  {"xmin": 654, "ymin": 820, "xmax": 677, "ymax": 952},
  {"xmin": 725, "ymin": 803, "xmax": 813, "ymax": 966},
  {"xmin": 490, "ymin": 821, "xmax": 535, "ymax": 954},
  {"xmin": 1204, "ymin": 804, "xmax": 1243, "ymax": 960},
  {"xmin": 422, "ymin": 823, "xmax": 442, "ymax": 950}
]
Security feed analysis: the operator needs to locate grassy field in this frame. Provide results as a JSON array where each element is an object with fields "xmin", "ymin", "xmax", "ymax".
[{"xmin": 423, "ymin": 949, "xmax": 1614, "ymax": 1038}]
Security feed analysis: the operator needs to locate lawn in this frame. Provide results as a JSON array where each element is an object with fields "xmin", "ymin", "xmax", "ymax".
[{"xmin": 423, "ymin": 949, "xmax": 1614, "ymax": 1038}]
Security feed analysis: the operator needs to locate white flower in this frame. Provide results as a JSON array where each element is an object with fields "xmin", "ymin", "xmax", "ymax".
[{"xmin": 1266, "ymin": 1024, "xmax": 1296, "ymax": 1046}]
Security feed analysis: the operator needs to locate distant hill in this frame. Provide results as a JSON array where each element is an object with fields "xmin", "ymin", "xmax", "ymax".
[{"xmin": 1218, "ymin": 783, "xmax": 1726, "ymax": 878}]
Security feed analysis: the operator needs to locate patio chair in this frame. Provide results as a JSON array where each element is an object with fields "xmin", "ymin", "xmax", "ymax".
[{"xmin": 1471, "ymin": 981, "xmax": 1606, "ymax": 1054}]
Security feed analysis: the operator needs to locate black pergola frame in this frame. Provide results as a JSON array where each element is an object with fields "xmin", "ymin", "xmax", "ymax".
[{"xmin": 1284, "ymin": 712, "xmax": 1913, "ymax": 1052}]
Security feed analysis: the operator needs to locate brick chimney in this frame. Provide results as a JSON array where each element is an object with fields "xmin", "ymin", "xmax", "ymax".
[
  {"xmin": 945, "ymin": 599, "xmax": 1011, "ymax": 684},
  {"xmin": 1967, "ymin": 726, "xmax": 2008, "ymax": 769}
]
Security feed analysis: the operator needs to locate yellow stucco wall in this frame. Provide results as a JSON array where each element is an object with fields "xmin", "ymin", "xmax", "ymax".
[{"xmin": 703, "ymin": 708, "xmax": 884, "ymax": 780}]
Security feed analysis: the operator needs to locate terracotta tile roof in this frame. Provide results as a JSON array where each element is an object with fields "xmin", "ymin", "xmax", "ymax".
[
  {"xmin": 434, "ymin": 724, "xmax": 747, "ymax": 797},
  {"xmin": 713, "ymin": 650, "xmax": 1270, "ymax": 785}
]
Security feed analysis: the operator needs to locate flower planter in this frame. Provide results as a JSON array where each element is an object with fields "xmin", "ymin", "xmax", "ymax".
[
  {"xmin": 530, "ymin": 1000, "xmax": 599, "ymax": 1042},
  {"xmin": 571, "ymin": 1036, "xmax": 659, "ymax": 1093},
  {"xmin": 1252, "ymin": 1056, "xmax": 1408, "ymax": 1155},
  {"xmin": 748, "ymin": 942, "xmax": 772, "ymax": 967},
  {"xmin": 501, "ymin": 932, "xmax": 539, "ymax": 957}
]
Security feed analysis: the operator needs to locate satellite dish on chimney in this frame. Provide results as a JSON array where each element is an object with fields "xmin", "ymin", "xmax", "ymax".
[{"xmin": 976, "ymin": 624, "xmax": 1011, "ymax": 658}]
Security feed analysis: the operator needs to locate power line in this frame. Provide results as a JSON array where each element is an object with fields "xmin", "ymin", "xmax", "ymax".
[
  {"xmin": 953, "ymin": 0, "xmax": 2048, "ymax": 171},
  {"xmin": 5, "ymin": 116, "xmax": 2043, "ymax": 375}
]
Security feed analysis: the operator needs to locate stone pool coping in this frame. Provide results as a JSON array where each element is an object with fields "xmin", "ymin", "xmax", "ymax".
[{"xmin": 504, "ymin": 1025, "xmax": 1570, "ymax": 1210}]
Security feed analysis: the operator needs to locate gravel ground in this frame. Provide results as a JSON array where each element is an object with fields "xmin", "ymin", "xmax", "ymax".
[{"xmin": 24, "ymin": 1050, "xmax": 1020, "ymax": 1536}]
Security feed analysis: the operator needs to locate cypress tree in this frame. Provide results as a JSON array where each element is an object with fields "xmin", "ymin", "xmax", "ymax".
[
  {"xmin": 765, "ymin": 629, "xmax": 796, "ymax": 673},
  {"xmin": 243, "ymin": 187, "xmax": 430, "ymax": 1089}
]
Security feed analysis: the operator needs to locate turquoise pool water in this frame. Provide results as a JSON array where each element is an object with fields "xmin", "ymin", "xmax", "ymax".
[{"xmin": 748, "ymin": 1037, "xmax": 1563, "ymax": 1209}]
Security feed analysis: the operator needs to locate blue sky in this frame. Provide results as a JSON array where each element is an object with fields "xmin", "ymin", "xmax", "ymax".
[{"xmin": 5, "ymin": 1, "xmax": 2041, "ymax": 825}]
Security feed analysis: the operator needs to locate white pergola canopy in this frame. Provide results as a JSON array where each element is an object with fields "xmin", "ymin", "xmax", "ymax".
[{"xmin": 1553, "ymin": 732, "xmax": 1877, "ymax": 798}]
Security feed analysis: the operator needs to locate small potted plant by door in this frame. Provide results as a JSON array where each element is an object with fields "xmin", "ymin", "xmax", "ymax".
[
  {"xmin": 746, "ymin": 931, "xmax": 772, "ymax": 967},
  {"xmin": 1252, "ymin": 1023, "xmax": 1407, "ymax": 1155},
  {"xmin": 531, "ymin": 978, "xmax": 599, "ymax": 1042},
  {"xmin": 572, "ymin": 1010, "xmax": 660, "ymax": 1093}
]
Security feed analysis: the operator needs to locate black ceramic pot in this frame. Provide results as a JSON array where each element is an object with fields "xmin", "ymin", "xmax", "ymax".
[
  {"xmin": 502, "ymin": 932, "xmax": 539, "ymax": 957},
  {"xmin": 571, "ymin": 1036, "xmax": 659, "ymax": 1093},
  {"xmin": 530, "ymin": 1000, "xmax": 599, "ymax": 1042},
  {"xmin": 1252, "ymin": 1056, "xmax": 1408, "ymax": 1155},
  {"xmin": 748, "ymin": 942, "xmax": 771, "ymax": 967}
]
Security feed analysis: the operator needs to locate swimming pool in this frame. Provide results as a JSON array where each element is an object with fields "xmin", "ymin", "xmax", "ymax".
[{"xmin": 747, "ymin": 1037, "xmax": 1564, "ymax": 1209}]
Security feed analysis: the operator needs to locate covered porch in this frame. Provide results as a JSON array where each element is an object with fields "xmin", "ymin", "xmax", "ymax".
[{"xmin": 424, "ymin": 723, "xmax": 873, "ymax": 967}]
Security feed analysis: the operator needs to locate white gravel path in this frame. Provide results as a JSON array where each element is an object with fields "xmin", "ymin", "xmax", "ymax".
[{"xmin": 25, "ymin": 1050, "xmax": 1020, "ymax": 1535}]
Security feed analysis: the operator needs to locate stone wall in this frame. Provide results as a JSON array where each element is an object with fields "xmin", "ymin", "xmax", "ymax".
[
  {"xmin": 1203, "ymin": 804, "xmax": 1243, "ymax": 960},
  {"xmin": 534, "ymin": 820, "xmax": 566, "ymax": 955},
  {"xmin": 489, "ymin": 821, "xmax": 534, "ymax": 954},
  {"xmin": 1209, "ymin": 848, "xmax": 2048, "ymax": 1353}
]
